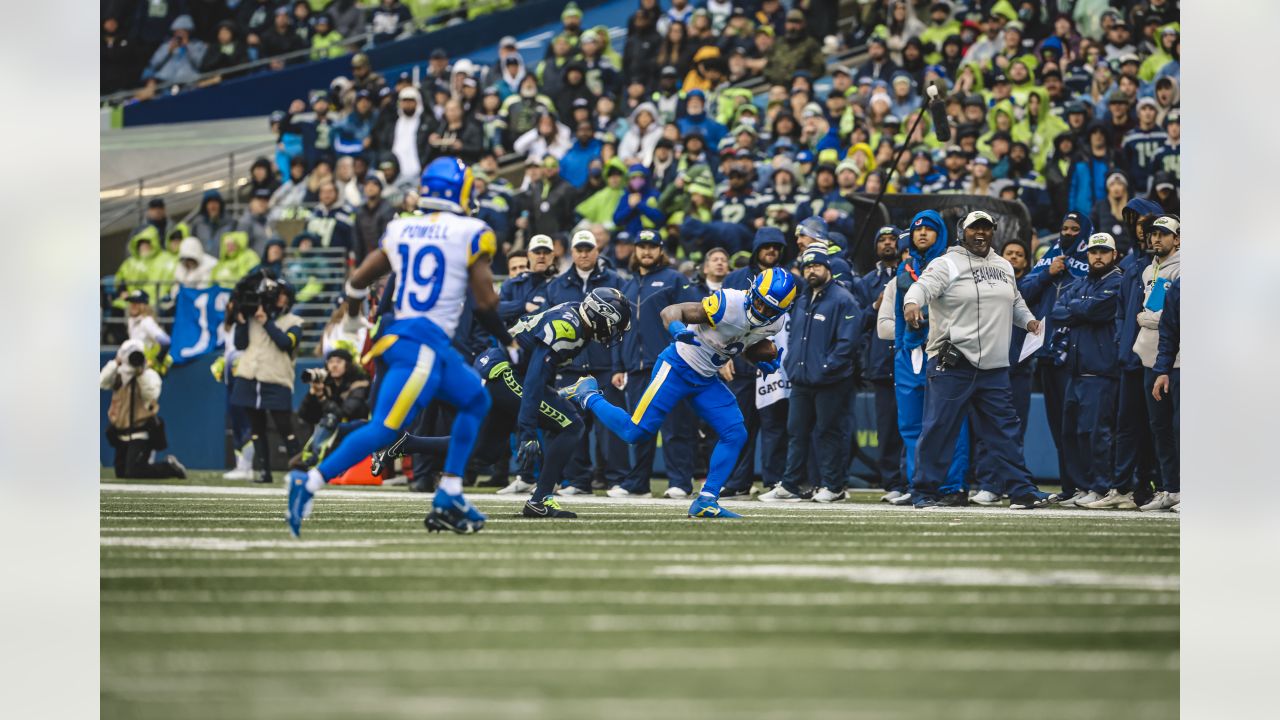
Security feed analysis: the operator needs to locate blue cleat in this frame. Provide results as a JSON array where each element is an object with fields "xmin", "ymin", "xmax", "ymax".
[
  {"xmin": 688, "ymin": 495, "xmax": 742, "ymax": 519},
  {"xmin": 285, "ymin": 470, "xmax": 315, "ymax": 538},
  {"xmin": 425, "ymin": 489, "xmax": 487, "ymax": 534},
  {"xmin": 557, "ymin": 375, "xmax": 601, "ymax": 410}
]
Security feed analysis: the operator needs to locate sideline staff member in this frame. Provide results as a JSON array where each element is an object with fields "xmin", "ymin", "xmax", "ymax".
[{"xmin": 902, "ymin": 211, "xmax": 1058, "ymax": 510}]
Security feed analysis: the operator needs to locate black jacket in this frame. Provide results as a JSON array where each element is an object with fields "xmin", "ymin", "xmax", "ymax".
[
  {"xmin": 353, "ymin": 198, "xmax": 395, "ymax": 264},
  {"xmin": 297, "ymin": 371, "xmax": 372, "ymax": 425}
]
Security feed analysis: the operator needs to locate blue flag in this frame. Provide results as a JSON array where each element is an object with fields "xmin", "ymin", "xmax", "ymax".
[{"xmin": 169, "ymin": 286, "xmax": 231, "ymax": 365}]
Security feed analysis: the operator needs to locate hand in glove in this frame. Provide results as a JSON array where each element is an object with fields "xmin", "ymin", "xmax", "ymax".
[{"xmin": 756, "ymin": 347, "xmax": 785, "ymax": 378}]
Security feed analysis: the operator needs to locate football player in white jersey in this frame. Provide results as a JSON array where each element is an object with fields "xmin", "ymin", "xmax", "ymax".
[
  {"xmin": 286, "ymin": 157, "xmax": 507, "ymax": 537},
  {"xmin": 559, "ymin": 267, "xmax": 796, "ymax": 518}
]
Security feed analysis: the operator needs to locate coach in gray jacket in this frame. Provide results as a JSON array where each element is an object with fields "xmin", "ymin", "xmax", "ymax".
[{"xmin": 901, "ymin": 211, "xmax": 1058, "ymax": 510}]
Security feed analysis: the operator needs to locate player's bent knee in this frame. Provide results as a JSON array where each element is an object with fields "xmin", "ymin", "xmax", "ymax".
[{"xmin": 718, "ymin": 421, "xmax": 748, "ymax": 449}]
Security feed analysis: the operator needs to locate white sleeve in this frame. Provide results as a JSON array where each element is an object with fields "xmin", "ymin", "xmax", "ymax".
[
  {"xmin": 141, "ymin": 316, "xmax": 171, "ymax": 346},
  {"xmin": 1012, "ymin": 289, "xmax": 1035, "ymax": 329},
  {"xmin": 99, "ymin": 361, "xmax": 120, "ymax": 390},
  {"xmin": 877, "ymin": 281, "xmax": 897, "ymax": 341},
  {"xmin": 904, "ymin": 256, "xmax": 956, "ymax": 308},
  {"xmin": 137, "ymin": 369, "xmax": 163, "ymax": 403}
]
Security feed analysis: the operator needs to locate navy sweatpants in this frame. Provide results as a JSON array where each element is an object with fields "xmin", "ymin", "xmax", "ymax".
[
  {"xmin": 915, "ymin": 357, "xmax": 1041, "ymax": 502},
  {"xmin": 1114, "ymin": 366, "xmax": 1159, "ymax": 495},
  {"xmin": 872, "ymin": 378, "xmax": 905, "ymax": 492},
  {"xmin": 1062, "ymin": 375, "xmax": 1118, "ymax": 494},
  {"xmin": 1037, "ymin": 362, "xmax": 1072, "ymax": 493},
  {"xmin": 1144, "ymin": 368, "xmax": 1179, "ymax": 493}
]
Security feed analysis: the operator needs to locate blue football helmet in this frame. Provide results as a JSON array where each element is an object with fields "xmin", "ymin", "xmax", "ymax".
[
  {"xmin": 419, "ymin": 157, "xmax": 474, "ymax": 215},
  {"xmin": 747, "ymin": 267, "xmax": 797, "ymax": 326}
]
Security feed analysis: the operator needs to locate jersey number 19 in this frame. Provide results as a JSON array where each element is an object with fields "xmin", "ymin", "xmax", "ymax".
[{"xmin": 394, "ymin": 244, "xmax": 446, "ymax": 312}]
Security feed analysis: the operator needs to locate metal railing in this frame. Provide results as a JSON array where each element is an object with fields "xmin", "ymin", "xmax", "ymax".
[
  {"xmin": 100, "ymin": 1, "xmax": 522, "ymax": 108},
  {"xmin": 102, "ymin": 246, "xmax": 350, "ymax": 353}
]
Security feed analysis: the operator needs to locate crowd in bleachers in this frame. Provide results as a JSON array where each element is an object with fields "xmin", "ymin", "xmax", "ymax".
[{"xmin": 105, "ymin": 0, "xmax": 1182, "ymax": 510}]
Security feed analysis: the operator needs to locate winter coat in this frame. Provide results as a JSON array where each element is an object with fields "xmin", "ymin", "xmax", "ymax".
[
  {"xmin": 1134, "ymin": 250, "xmax": 1180, "ymax": 369},
  {"xmin": 621, "ymin": 266, "xmax": 696, "ymax": 372},
  {"xmin": 173, "ymin": 236, "xmax": 217, "ymax": 290},
  {"xmin": 211, "ymin": 231, "xmax": 262, "ymax": 289},
  {"xmin": 1051, "ymin": 266, "xmax": 1124, "ymax": 377},
  {"xmin": 784, "ymin": 279, "xmax": 862, "ymax": 386},
  {"xmin": 113, "ymin": 225, "xmax": 175, "ymax": 309},
  {"xmin": 1116, "ymin": 197, "xmax": 1164, "ymax": 370},
  {"xmin": 1020, "ymin": 211, "xmax": 1093, "ymax": 361},
  {"xmin": 617, "ymin": 102, "xmax": 664, "ymax": 165},
  {"xmin": 191, "ymin": 190, "xmax": 235, "ymax": 256},
  {"xmin": 1153, "ymin": 278, "xmax": 1180, "ymax": 375}
]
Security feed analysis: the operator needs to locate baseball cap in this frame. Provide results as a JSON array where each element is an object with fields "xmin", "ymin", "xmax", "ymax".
[
  {"xmin": 786, "ymin": 8, "xmax": 805, "ymax": 22},
  {"xmin": 125, "ymin": 289, "xmax": 149, "ymax": 304},
  {"xmin": 147, "ymin": 197, "xmax": 166, "ymax": 209},
  {"xmin": 795, "ymin": 149, "xmax": 815, "ymax": 164},
  {"xmin": 251, "ymin": 187, "xmax": 273, "ymax": 201},
  {"xmin": 1106, "ymin": 171, "xmax": 1129, "ymax": 187},
  {"xmin": 363, "ymin": 175, "xmax": 384, "ymax": 189},
  {"xmin": 1150, "ymin": 216, "xmax": 1180, "ymax": 235},
  {"xmin": 500, "ymin": 35, "xmax": 517, "ymax": 48},
  {"xmin": 398, "ymin": 87, "xmax": 418, "ymax": 101},
  {"xmin": 961, "ymin": 210, "xmax": 996, "ymax": 229},
  {"xmin": 430, "ymin": 48, "xmax": 448, "ymax": 60},
  {"xmin": 635, "ymin": 229, "xmax": 661, "ymax": 246},
  {"xmin": 836, "ymin": 158, "xmax": 859, "ymax": 175},
  {"xmin": 1136, "ymin": 97, "xmax": 1158, "ymax": 111},
  {"xmin": 528, "ymin": 234, "xmax": 555, "ymax": 253},
  {"xmin": 1119, "ymin": 53, "xmax": 1140, "ymax": 65},
  {"xmin": 801, "ymin": 103, "xmax": 825, "ymax": 119},
  {"xmin": 542, "ymin": 155, "xmax": 559, "ymax": 169},
  {"xmin": 1086, "ymin": 232, "xmax": 1117, "ymax": 251},
  {"xmin": 571, "ymin": 230, "xmax": 597, "ymax": 249},
  {"xmin": 1109, "ymin": 90, "xmax": 1133, "ymax": 104},
  {"xmin": 876, "ymin": 225, "xmax": 899, "ymax": 238},
  {"xmin": 351, "ymin": 53, "xmax": 370, "ymax": 68},
  {"xmin": 660, "ymin": 65, "xmax": 679, "ymax": 78}
]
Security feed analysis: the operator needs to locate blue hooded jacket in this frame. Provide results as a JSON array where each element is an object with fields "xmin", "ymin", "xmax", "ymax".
[
  {"xmin": 1019, "ymin": 211, "xmax": 1093, "ymax": 359},
  {"xmin": 612, "ymin": 165, "xmax": 665, "ymax": 237},
  {"xmin": 621, "ymin": 265, "xmax": 697, "ymax": 372},
  {"xmin": 723, "ymin": 227, "xmax": 787, "ymax": 290},
  {"xmin": 1116, "ymin": 197, "xmax": 1163, "ymax": 370},
  {"xmin": 893, "ymin": 210, "xmax": 948, "ymax": 353}
]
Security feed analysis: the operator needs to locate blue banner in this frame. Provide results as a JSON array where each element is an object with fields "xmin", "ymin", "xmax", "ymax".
[{"xmin": 169, "ymin": 286, "xmax": 231, "ymax": 365}]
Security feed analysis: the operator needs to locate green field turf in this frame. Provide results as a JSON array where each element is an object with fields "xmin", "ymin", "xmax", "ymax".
[{"xmin": 101, "ymin": 477, "xmax": 1179, "ymax": 720}]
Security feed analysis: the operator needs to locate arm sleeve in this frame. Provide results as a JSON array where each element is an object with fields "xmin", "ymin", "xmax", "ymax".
[
  {"xmin": 876, "ymin": 281, "xmax": 897, "ymax": 341},
  {"xmin": 827, "ymin": 297, "xmax": 861, "ymax": 367},
  {"xmin": 903, "ymin": 256, "xmax": 953, "ymax": 307},
  {"xmin": 638, "ymin": 197, "xmax": 665, "ymax": 224},
  {"xmin": 137, "ymin": 369, "xmax": 163, "ymax": 403},
  {"xmin": 1153, "ymin": 286, "xmax": 1179, "ymax": 374},
  {"xmin": 233, "ymin": 319, "xmax": 249, "ymax": 350},
  {"xmin": 1017, "ymin": 264, "xmax": 1054, "ymax": 305},
  {"xmin": 497, "ymin": 283, "xmax": 528, "ymax": 323},
  {"xmin": 474, "ymin": 305, "xmax": 515, "ymax": 345},
  {"xmin": 1066, "ymin": 284, "xmax": 1121, "ymax": 324},
  {"xmin": 341, "ymin": 381, "xmax": 372, "ymax": 421},
  {"xmin": 261, "ymin": 319, "xmax": 296, "ymax": 352},
  {"xmin": 1012, "ymin": 289, "xmax": 1036, "ymax": 330},
  {"xmin": 142, "ymin": 316, "xmax": 171, "ymax": 348},
  {"xmin": 297, "ymin": 391, "xmax": 322, "ymax": 424},
  {"xmin": 100, "ymin": 362, "xmax": 120, "ymax": 390},
  {"xmin": 517, "ymin": 345, "xmax": 551, "ymax": 438}
]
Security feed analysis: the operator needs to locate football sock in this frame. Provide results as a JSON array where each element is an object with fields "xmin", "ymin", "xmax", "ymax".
[
  {"xmin": 399, "ymin": 435, "xmax": 450, "ymax": 456},
  {"xmin": 438, "ymin": 473, "xmax": 463, "ymax": 496}
]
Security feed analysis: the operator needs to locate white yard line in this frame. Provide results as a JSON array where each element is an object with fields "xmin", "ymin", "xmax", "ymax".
[
  {"xmin": 102, "ymin": 613, "xmax": 1178, "ymax": 635},
  {"xmin": 656, "ymin": 564, "xmax": 1179, "ymax": 591},
  {"xmin": 101, "ymin": 482, "xmax": 1180, "ymax": 522}
]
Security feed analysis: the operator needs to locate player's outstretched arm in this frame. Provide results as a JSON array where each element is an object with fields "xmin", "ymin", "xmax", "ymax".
[
  {"xmin": 468, "ymin": 255, "xmax": 499, "ymax": 312},
  {"xmin": 659, "ymin": 301, "xmax": 709, "ymax": 328},
  {"xmin": 344, "ymin": 249, "xmax": 391, "ymax": 317}
]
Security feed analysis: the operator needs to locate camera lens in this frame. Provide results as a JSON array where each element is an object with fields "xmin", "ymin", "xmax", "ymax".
[{"xmin": 128, "ymin": 351, "xmax": 146, "ymax": 368}]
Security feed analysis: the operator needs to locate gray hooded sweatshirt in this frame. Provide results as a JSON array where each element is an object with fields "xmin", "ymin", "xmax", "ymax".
[
  {"xmin": 904, "ymin": 245, "xmax": 1036, "ymax": 370},
  {"xmin": 1134, "ymin": 250, "xmax": 1180, "ymax": 369}
]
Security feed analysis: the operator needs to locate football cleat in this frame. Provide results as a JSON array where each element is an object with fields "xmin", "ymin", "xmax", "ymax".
[
  {"xmin": 523, "ymin": 496, "xmax": 578, "ymax": 519},
  {"xmin": 424, "ymin": 489, "xmax": 486, "ymax": 534},
  {"xmin": 284, "ymin": 470, "xmax": 315, "ymax": 538},
  {"xmin": 557, "ymin": 375, "xmax": 601, "ymax": 409},
  {"xmin": 495, "ymin": 477, "xmax": 535, "ymax": 495},
  {"xmin": 369, "ymin": 433, "xmax": 409, "ymax": 476},
  {"xmin": 688, "ymin": 495, "xmax": 742, "ymax": 519}
]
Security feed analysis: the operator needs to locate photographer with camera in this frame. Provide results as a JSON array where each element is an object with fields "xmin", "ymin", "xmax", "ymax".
[
  {"xmin": 229, "ymin": 269, "xmax": 305, "ymax": 484},
  {"xmin": 101, "ymin": 339, "xmax": 186, "ymax": 479},
  {"xmin": 296, "ymin": 348, "xmax": 371, "ymax": 467},
  {"xmin": 901, "ymin": 211, "xmax": 1056, "ymax": 510}
]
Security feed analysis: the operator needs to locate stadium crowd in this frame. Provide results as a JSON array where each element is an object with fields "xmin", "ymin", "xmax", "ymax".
[{"xmin": 105, "ymin": 0, "xmax": 1181, "ymax": 511}]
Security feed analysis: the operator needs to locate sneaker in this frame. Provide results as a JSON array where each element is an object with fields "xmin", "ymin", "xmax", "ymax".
[
  {"xmin": 1139, "ymin": 491, "xmax": 1178, "ymax": 512},
  {"xmin": 369, "ymin": 434, "xmax": 408, "ymax": 477},
  {"xmin": 688, "ymin": 495, "xmax": 742, "ymax": 519},
  {"xmin": 913, "ymin": 497, "xmax": 942, "ymax": 509},
  {"xmin": 222, "ymin": 468, "xmax": 254, "ymax": 481},
  {"xmin": 1171, "ymin": 502, "xmax": 1180, "ymax": 514},
  {"xmin": 663, "ymin": 486, "xmax": 690, "ymax": 499},
  {"xmin": 1009, "ymin": 491, "xmax": 1057, "ymax": 510},
  {"xmin": 557, "ymin": 375, "xmax": 601, "ymax": 410},
  {"xmin": 758, "ymin": 485, "xmax": 805, "ymax": 502},
  {"xmin": 880, "ymin": 490, "xmax": 903, "ymax": 503},
  {"xmin": 424, "ymin": 490, "xmax": 486, "ymax": 534},
  {"xmin": 970, "ymin": 490, "xmax": 1003, "ymax": 506},
  {"xmin": 1057, "ymin": 490, "xmax": 1089, "ymax": 507},
  {"xmin": 1084, "ymin": 489, "xmax": 1137, "ymax": 510},
  {"xmin": 1073, "ymin": 491, "xmax": 1105, "ymax": 508},
  {"xmin": 812, "ymin": 487, "xmax": 847, "ymax": 503},
  {"xmin": 284, "ymin": 470, "xmax": 314, "ymax": 538},
  {"xmin": 719, "ymin": 487, "xmax": 753, "ymax": 499},
  {"xmin": 495, "ymin": 477, "xmax": 535, "ymax": 495},
  {"xmin": 939, "ymin": 492, "xmax": 969, "ymax": 507},
  {"xmin": 889, "ymin": 492, "xmax": 915, "ymax": 506},
  {"xmin": 606, "ymin": 485, "xmax": 650, "ymax": 498},
  {"xmin": 382, "ymin": 474, "xmax": 409, "ymax": 487},
  {"xmin": 166, "ymin": 456, "xmax": 187, "ymax": 479},
  {"xmin": 523, "ymin": 497, "xmax": 578, "ymax": 519},
  {"xmin": 555, "ymin": 485, "xmax": 593, "ymax": 496}
]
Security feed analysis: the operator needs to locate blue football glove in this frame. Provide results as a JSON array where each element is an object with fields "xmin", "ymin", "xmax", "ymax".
[
  {"xmin": 668, "ymin": 320, "xmax": 701, "ymax": 346},
  {"xmin": 515, "ymin": 437, "xmax": 542, "ymax": 473},
  {"xmin": 756, "ymin": 347, "xmax": 785, "ymax": 378}
]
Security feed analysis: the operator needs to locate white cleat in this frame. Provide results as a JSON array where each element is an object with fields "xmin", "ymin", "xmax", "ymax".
[
  {"xmin": 555, "ymin": 485, "xmax": 594, "ymax": 496},
  {"xmin": 662, "ymin": 487, "xmax": 690, "ymax": 499},
  {"xmin": 812, "ymin": 487, "xmax": 847, "ymax": 503},
  {"xmin": 1073, "ymin": 491, "xmax": 1105, "ymax": 508},
  {"xmin": 888, "ymin": 492, "xmax": 914, "ymax": 506},
  {"xmin": 495, "ymin": 478, "xmax": 535, "ymax": 495},
  {"xmin": 879, "ymin": 490, "xmax": 903, "ymax": 503},
  {"xmin": 1057, "ymin": 490, "xmax": 1089, "ymax": 508},
  {"xmin": 1139, "ymin": 491, "xmax": 1178, "ymax": 512},
  {"xmin": 606, "ymin": 485, "xmax": 650, "ymax": 498},
  {"xmin": 1084, "ymin": 489, "xmax": 1136, "ymax": 509},
  {"xmin": 970, "ymin": 490, "xmax": 1003, "ymax": 506},
  {"xmin": 758, "ymin": 486, "xmax": 805, "ymax": 502}
]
